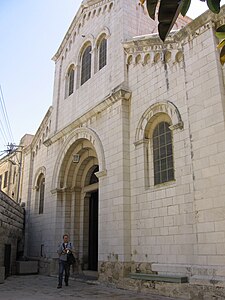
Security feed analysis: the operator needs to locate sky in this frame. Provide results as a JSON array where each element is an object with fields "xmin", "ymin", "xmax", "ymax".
[{"xmin": 0, "ymin": 0, "xmax": 224, "ymax": 154}]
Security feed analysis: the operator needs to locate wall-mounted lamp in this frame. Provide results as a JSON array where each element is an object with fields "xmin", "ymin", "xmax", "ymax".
[{"xmin": 73, "ymin": 154, "xmax": 80, "ymax": 163}]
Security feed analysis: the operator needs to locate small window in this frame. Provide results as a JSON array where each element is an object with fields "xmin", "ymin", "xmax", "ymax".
[
  {"xmin": 153, "ymin": 122, "xmax": 174, "ymax": 185},
  {"xmin": 39, "ymin": 176, "xmax": 45, "ymax": 214},
  {"xmin": 81, "ymin": 45, "xmax": 92, "ymax": 85},
  {"xmin": 66, "ymin": 65, "xmax": 75, "ymax": 97},
  {"xmin": 3, "ymin": 171, "xmax": 8, "ymax": 188},
  {"xmin": 98, "ymin": 38, "xmax": 107, "ymax": 70}
]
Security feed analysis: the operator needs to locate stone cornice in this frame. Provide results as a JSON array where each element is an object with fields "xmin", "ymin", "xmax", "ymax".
[
  {"xmin": 52, "ymin": 0, "xmax": 114, "ymax": 61},
  {"xmin": 123, "ymin": 5, "xmax": 225, "ymax": 53},
  {"xmin": 30, "ymin": 106, "xmax": 53, "ymax": 148},
  {"xmin": 44, "ymin": 85, "xmax": 131, "ymax": 147},
  {"xmin": 173, "ymin": 6, "xmax": 225, "ymax": 44}
]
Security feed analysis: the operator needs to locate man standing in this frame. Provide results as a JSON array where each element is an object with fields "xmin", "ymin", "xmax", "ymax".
[{"xmin": 57, "ymin": 234, "xmax": 74, "ymax": 288}]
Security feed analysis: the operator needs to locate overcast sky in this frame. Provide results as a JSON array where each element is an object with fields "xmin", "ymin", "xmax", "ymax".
[{"xmin": 0, "ymin": 0, "xmax": 224, "ymax": 154}]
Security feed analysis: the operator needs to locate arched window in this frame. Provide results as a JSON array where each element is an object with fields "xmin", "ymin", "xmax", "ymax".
[
  {"xmin": 98, "ymin": 38, "xmax": 107, "ymax": 70},
  {"xmin": 153, "ymin": 122, "xmax": 174, "ymax": 185},
  {"xmin": 38, "ymin": 175, "xmax": 45, "ymax": 214},
  {"xmin": 66, "ymin": 65, "xmax": 75, "ymax": 97},
  {"xmin": 81, "ymin": 45, "xmax": 92, "ymax": 85}
]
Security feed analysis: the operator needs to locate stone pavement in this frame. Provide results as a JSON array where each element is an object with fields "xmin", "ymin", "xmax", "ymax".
[{"xmin": 0, "ymin": 275, "xmax": 183, "ymax": 300}]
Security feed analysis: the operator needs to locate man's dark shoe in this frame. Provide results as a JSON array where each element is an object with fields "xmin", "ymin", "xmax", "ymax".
[
  {"xmin": 65, "ymin": 282, "xmax": 68, "ymax": 286},
  {"xmin": 57, "ymin": 285, "xmax": 62, "ymax": 289}
]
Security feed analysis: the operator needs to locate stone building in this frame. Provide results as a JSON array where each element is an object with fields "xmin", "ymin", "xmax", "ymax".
[
  {"xmin": 19, "ymin": 0, "xmax": 225, "ymax": 297},
  {"xmin": 0, "ymin": 134, "xmax": 33, "ymax": 279},
  {"xmin": 0, "ymin": 134, "xmax": 33, "ymax": 203},
  {"xmin": 0, "ymin": 191, "xmax": 25, "ymax": 280}
]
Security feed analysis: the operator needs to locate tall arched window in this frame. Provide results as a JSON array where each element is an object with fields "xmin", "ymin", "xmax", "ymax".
[
  {"xmin": 153, "ymin": 122, "xmax": 174, "ymax": 185},
  {"xmin": 38, "ymin": 175, "xmax": 45, "ymax": 214},
  {"xmin": 66, "ymin": 65, "xmax": 75, "ymax": 97},
  {"xmin": 81, "ymin": 45, "xmax": 92, "ymax": 85},
  {"xmin": 98, "ymin": 38, "xmax": 107, "ymax": 70}
]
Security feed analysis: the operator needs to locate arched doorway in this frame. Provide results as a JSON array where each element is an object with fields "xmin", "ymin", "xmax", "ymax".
[{"xmin": 55, "ymin": 137, "xmax": 100, "ymax": 272}]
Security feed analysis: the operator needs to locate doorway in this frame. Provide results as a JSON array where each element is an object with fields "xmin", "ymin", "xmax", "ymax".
[
  {"xmin": 4, "ymin": 244, "xmax": 11, "ymax": 278},
  {"xmin": 88, "ymin": 191, "xmax": 98, "ymax": 271}
]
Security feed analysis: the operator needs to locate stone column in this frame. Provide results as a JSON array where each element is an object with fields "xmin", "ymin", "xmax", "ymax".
[{"xmin": 98, "ymin": 88, "xmax": 132, "ymax": 282}]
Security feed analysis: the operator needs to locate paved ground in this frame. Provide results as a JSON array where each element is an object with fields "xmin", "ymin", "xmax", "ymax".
[{"xmin": 0, "ymin": 275, "xmax": 182, "ymax": 300}]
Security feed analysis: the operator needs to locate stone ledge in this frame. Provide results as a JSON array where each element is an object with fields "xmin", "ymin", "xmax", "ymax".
[
  {"xmin": 129, "ymin": 273, "xmax": 188, "ymax": 283},
  {"xmin": 190, "ymin": 275, "xmax": 225, "ymax": 288},
  {"xmin": 152, "ymin": 263, "xmax": 225, "ymax": 277},
  {"xmin": 16, "ymin": 261, "xmax": 38, "ymax": 275}
]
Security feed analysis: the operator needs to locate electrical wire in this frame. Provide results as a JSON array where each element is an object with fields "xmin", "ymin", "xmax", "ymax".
[{"xmin": 0, "ymin": 85, "xmax": 14, "ymax": 146}]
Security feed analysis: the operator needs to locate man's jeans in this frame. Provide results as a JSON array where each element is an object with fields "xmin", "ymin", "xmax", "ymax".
[{"xmin": 58, "ymin": 260, "xmax": 70, "ymax": 286}]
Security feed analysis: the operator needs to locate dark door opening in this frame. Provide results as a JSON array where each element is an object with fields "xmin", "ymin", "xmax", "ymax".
[
  {"xmin": 88, "ymin": 191, "xmax": 98, "ymax": 271},
  {"xmin": 4, "ymin": 244, "xmax": 11, "ymax": 278}
]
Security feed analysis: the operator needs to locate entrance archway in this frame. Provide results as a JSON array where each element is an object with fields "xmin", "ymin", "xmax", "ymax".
[{"xmin": 54, "ymin": 136, "xmax": 100, "ymax": 272}]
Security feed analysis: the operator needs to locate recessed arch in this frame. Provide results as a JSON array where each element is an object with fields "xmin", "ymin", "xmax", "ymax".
[
  {"xmin": 135, "ymin": 101, "xmax": 183, "ymax": 144},
  {"xmin": 33, "ymin": 166, "xmax": 46, "ymax": 189},
  {"xmin": 65, "ymin": 63, "xmax": 75, "ymax": 97},
  {"xmin": 51, "ymin": 127, "xmax": 106, "ymax": 191},
  {"xmin": 75, "ymin": 34, "xmax": 94, "ymax": 65},
  {"xmin": 94, "ymin": 27, "xmax": 111, "ymax": 47}
]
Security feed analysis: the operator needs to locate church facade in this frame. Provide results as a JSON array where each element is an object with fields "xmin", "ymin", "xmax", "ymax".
[{"xmin": 20, "ymin": 0, "xmax": 225, "ymax": 297}]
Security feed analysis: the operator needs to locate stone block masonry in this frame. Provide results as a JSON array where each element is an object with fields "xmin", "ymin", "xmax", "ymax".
[{"xmin": 0, "ymin": 191, "xmax": 25, "ymax": 277}]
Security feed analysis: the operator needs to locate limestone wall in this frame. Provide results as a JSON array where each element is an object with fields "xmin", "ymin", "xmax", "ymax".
[
  {"xmin": 0, "ymin": 191, "xmax": 25, "ymax": 275},
  {"xmin": 124, "ymin": 6, "xmax": 225, "ymax": 280}
]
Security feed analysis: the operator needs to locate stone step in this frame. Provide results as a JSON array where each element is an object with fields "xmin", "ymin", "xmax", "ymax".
[
  {"xmin": 152, "ymin": 263, "xmax": 225, "ymax": 277},
  {"xmin": 129, "ymin": 273, "xmax": 188, "ymax": 283},
  {"xmin": 16, "ymin": 261, "xmax": 38, "ymax": 275},
  {"xmin": 189, "ymin": 275, "xmax": 225, "ymax": 288}
]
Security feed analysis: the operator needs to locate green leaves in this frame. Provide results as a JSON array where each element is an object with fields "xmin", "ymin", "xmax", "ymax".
[
  {"xmin": 215, "ymin": 25, "xmax": 225, "ymax": 39},
  {"xmin": 140, "ymin": 0, "xmax": 224, "ymax": 65},
  {"xmin": 145, "ymin": 0, "xmax": 185, "ymax": 41},
  {"xmin": 143, "ymin": 0, "xmax": 223, "ymax": 42},
  {"xmin": 146, "ymin": 0, "xmax": 159, "ymax": 20},
  {"xmin": 158, "ymin": 0, "xmax": 184, "ymax": 41},
  {"xmin": 181, "ymin": 0, "xmax": 191, "ymax": 17},
  {"xmin": 206, "ymin": 0, "xmax": 221, "ymax": 14},
  {"xmin": 216, "ymin": 25, "xmax": 225, "ymax": 65}
]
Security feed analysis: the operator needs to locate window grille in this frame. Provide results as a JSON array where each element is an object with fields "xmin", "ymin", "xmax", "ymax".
[
  {"xmin": 153, "ymin": 122, "xmax": 174, "ymax": 185},
  {"xmin": 99, "ymin": 38, "xmax": 107, "ymax": 70},
  {"xmin": 68, "ymin": 67, "xmax": 74, "ymax": 96},
  {"xmin": 39, "ymin": 176, "xmax": 45, "ymax": 214},
  {"xmin": 81, "ymin": 45, "xmax": 92, "ymax": 85}
]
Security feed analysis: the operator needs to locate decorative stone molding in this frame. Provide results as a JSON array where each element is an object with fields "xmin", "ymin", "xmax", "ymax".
[
  {"xmin": 95, "ymin": 26, "xmax": 111, "ymax": 45},
  {"xmin": 50, "ymin": 188, "xmax": 62, "ymax": 195},
  {"xmin": 133, "ymin": 138, "xmax": 149, "ymax": 148},
  {"xmin": 33, "ymin": 166, "xmax": 46, "ymax": 189},
  {"xmin": 95, "ymin": 170, "xmax": 107, "ymax": 178},
  {"xmin": 124, "ymin": 7, "xmax": 225, "ymax": 67},
  {"xmin": 50, "ymin": 187, "xmax": 74, "ymax": 194},
  {"xmin": 44, "ymin": 86, "xmax": 131, "ymax": 147},
  {"xmin": 53, "ymin": 0, "xmax": 114, "ymax": 61},
  {"xmin": 51, "ymin": 127, "xmax": 107, "ymax": 190},
  {"xmin": 31, "ymin": 107, "xmax": 52, "ymax": 150},
  {"xmin": 135, "ymin": 101, "xmax": 183, "ymax": 145},
  {"xmin": 169, "ymin": 122, "xmax": 184, "ymax": 131}
]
